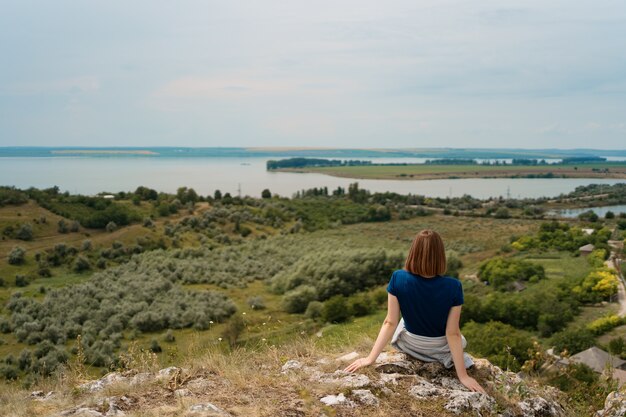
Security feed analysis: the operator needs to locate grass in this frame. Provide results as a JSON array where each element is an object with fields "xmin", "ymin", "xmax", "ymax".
[{"xmin": 278, "ymin": 162, "xmax": 626, "ymax": 180}]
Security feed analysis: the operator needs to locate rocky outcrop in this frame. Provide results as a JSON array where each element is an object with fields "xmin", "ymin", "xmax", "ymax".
[{"xmin": 24, "ymin": 350, "xmax": 598, "ymax": 417}]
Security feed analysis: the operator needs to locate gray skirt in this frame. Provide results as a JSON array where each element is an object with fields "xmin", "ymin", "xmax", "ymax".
[{"xmin": 391, "ymin": 318, "xmax": 474, "ymax": 369}]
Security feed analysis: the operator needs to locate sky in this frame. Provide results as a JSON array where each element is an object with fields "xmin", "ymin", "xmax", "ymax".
[{"xmin": 0, "ymin": 0, "xmax": 625, "ymax": 149}]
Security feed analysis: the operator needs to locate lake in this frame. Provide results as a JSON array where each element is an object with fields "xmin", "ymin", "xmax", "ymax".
[{"xmin": 0, "ymin": 156, "xmax": 624, "ymax": 199}]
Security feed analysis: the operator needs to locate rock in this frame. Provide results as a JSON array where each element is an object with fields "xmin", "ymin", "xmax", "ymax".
[
  {"xmin": 437, "ymin": 376, "xmax": 467, "ymax": 391},
  {"xmin": 157, "ymin": 366, "xmax": 181, "ymax": 379},
  {"xmin": 95, "ymin": 396, "xmax": 133, "ymax": 416},
  {"xmin": 175, "ymin": 388, "xmax": 192, "ymax": 397},
  {"xmin": 130, "ymin": 372, "xmax": 152, "ymax": 386},
  {"xmin": 30, "ymin": 390, "xmax": 55, "ymax": 401},
  {"xmin": 335, "ymin": 351, "xmax": 359, "ymax": 362},
  {"xmin": 378, "ymin": 372, "xmax": 405, "ymax": 386},
  {"xmin": 187, "ymin": 403, "xmax": 231, "ymax": 416},
  {"xmin": 319, "ymin": 393, "xmax": 355, "ymax": 407},
  {"xmin": 444, "ymin": 391, "xmax": 495, "ymax": 416},
  {"xmin": 187, "ymin": 378, "xmax": 213, "ymax": 391},
  {"xmin": 79, "ymin": 373, "xmax": 128, "ymax": 392},
  {"xmin": 311, "ymin": 370, "xmax": 371, "ymax": 388},
  {"xmin": 375, "ymin": 351, "xmax": 417, "ymax": 374},
  {"xmin": 351, "ymin": 389, "xmax": 379, "ymax": 406},
  {"xmin": 518, "ymin": 396, "xmax": 564, "ymax": 417},
  {"xmin": 281, "ymin": 360, "xmax": 303, "ymax": 373},
  {"xmin": 408, "ymin": 379, "xmax": 445, "ymax": 399},
  {"xmin": 595, "ymin": 391, "xmax": 626, "ymax": 417},
  {"xmin": 59, "ymin": 408, "xmax": 105, "ymax": 417}
]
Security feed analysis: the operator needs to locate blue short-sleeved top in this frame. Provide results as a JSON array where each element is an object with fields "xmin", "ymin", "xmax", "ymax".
[{"xmin": 387, "ymin": 269, "xmax": 464, "ymax": 337}]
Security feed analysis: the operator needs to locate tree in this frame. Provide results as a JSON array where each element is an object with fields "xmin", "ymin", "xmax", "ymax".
[
  {"xmin": 261, "ymin": 189, "xmax": 272, "ymax": 199},
  {"xmin": 605, "ymin": 211, "xmax": 615, "ymax": 219},
  {"xmin": 494, "ymin": 208, "xmax": 511, "ymax": 219},
  {"xmin": 214, "ymin": 190, "xmax": 222, "ymax": 200},
  {"xmin": 73, "ymin": 255, "xmax": 91, "ymax": 273},
  {"xmin": 8, "ymin": 246, "xmax": 26, "ymax": 265},
  {"xmin": 578, "ymin": 210, "xmax": 598, "ymax": 223},
  {"xmin": 105, "ymin": 221, "xmax": 118, "ymax": 233},
  {"xmin": 57, "ymin": 219, "xmax": 69, "ymax": 233}
]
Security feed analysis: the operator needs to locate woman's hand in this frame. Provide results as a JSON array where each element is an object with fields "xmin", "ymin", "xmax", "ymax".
[
  {"xmin": 343, "ymin": 357, "xmax": 374, "ymax": 373},
  {"xmin": 459, "ymin": 374, "xmax": 486, "ymax": 393}
]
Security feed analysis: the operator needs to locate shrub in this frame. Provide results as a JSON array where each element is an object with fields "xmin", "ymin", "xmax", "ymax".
[
  {"xmin": 494, "ymin": 208, "xmax": 510, "ymax": 219},
  {"xmin": 305, "ymin": 301, "xmax": 324, "ymax": 320},
  {"xmin": 551, "ymin": 327, "xmax": 595, "ymax": 355},
  {"xmin": 16, "ymin": 223, "xmax": 33, "ymax": 241},
  {"xmin": 479, "ymin": 257, "xmax": 545, "ymax": 290},
  {"xmin": 282, "ymin": 286, "xmax": 318, "ymax": 314},
  {"xmin": 105, "ymin": 221, "xmax": 118, "ymax": 232},
  {"xmin": 322, "ymin": 295, "xmax": 351, "ymax": 323},
  {"xmin": 73, "ymin": 255, "xmax": 91, "ymax": 273},
  {"xmin": 163, "ymin": 330, "xmax": 176, "ymax": 343},
  {"xmin": 15, "ymin": 275, "xmax": 28, "ymax": 287},
  {"xmin": 246, "ymin": 296, "xmax": 266, "ymax": 310},
  {"xmin": 578, "ymin": 210, "xmax": 598, "ymax": 222},
  {"xmin": 261, "ymin": 189, "xmax": 272, "ymax": 199},
  {"xmin": 221, "ymin": 315, "xmax": 245, "ymax": 348},
  {"xmin": 81, "ymin": 239, "xmax": 92, "ymax": 251},
  {"xmin": 57, "ymin": 219, "xmax": 69, "ymax": 233},
  {"xmin": 149, "ymin": 339, "xmax": 162, "ymax": 353},
  {"xmin": 349, "ymin": 293, "xmax": 374, "ymax": 317},
  {"xmin": 8, "ymin": 246, "xmax": 26, "ymax": 265},
  {"xmin": 69, "ymin": 221, "xmax": 80, "ymax": 233},
  {"xmin": 587, "ymin": 315, "xmax": 625, "ymax": 335}
]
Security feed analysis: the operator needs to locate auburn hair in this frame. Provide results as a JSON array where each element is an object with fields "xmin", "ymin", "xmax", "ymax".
[{"xmin": 404, "ymin": 229, "xmax": 447, "ymax": 277}]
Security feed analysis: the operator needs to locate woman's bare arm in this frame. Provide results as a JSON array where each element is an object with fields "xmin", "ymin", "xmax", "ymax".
[
  {"xmin": 446, "ymin": 305, "xmax": 485, "ymax": 393},
  {"xmin": 344, "ymin": 293, "xmax": 401, "ymax": 373}
]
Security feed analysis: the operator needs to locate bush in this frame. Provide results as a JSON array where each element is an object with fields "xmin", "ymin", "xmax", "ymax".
[
  {"xmin": 15, "ymin": 275, "xmax": 28, "ymax": 287},
  {"xmin": 105, "ymin": 221, "xmax": 118, "ymax": 232},
  {"xmin": 57, "ymin": 219, "xmax": 69, "ymax": 233},
  {"xmin": 149, "ymin": 339, "xmax": 162, "ymax": 353},
  {"xmin": 349, "ymin": 293, "xmax": 375, "ymax": 317},
  {"xmin": 163, "ymin": 330, "xmax": 176, "ymax": 343},
  {"xmin": 16, "ymin": 224, "xmax": 33, "ymax": 241},
  {"xmin": 587, "ymin": 315, "xmax": 625, "ymax": 335},
  {"xmin": 479, "ymin": 257, "xmax": 545, "ymax": 290},
  {"xmin": 461, "ymin": 321, "xmax": 534, "ymax": 372},
  {"xmin": 246, "ymin": 296, "xmax": 266, "ymax": 310},
  {"xmin": 73, "ymin": 255, "xmax": 91, "ymax": 273},
  {"xmin": 551, "ymin": 327, "xmax": 595, "ymax": 355},
  {"xmin": 305, "ymin": 301, "xmax": 324, "ymax": 320},
  {"xmin": 494, "ymin": 208, "xmax": 510, "ymax": 219},
  {"xmin": 221, "ymin": 315, "xmax": 245, "ymax": 348},
  {"xmin": 322, "ymin": 295, "xmax": 351, "ymax": 323},
  {"xmin": 282, "ymin": 286, "xmax": 318, "ymax": 314},
  {"xmin": 8, "ymin": 246, "xmax": 26, "ymax": 265},
  {"xmin": 81, "ymin": 239, "xmax": 92, "ymax": 251},
  {"xmin": 578, "ymin": 210, "xmax": 598, "ymax": 222}
]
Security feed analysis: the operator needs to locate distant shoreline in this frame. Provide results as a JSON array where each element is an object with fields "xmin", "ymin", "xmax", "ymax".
[
  {"xmin": 51, "ymin": 149, "xmax": 158, "ymax": 155},
  {"xmin": 275, "ymin": 163, "xmax": 626, "ymax": 181}
]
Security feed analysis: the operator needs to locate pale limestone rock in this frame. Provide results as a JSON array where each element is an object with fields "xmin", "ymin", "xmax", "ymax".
[
  {"xmin": 408, "ymin": 379, "xmax": 445, "ymax": 398},
  {"xmin": 79, "ymin": 373, "xmax": 128, "ymax": 392},
  {"xmin": 175, "ymin": 388, "xmax": 192, "ymax": 397},
  {"xmin": 187, "ymin": 402, "xmax": 231, "ymax": 416},
  {"xmin": 130, "ymin": 372, "xmax": 152, "ymax": 386},
  {"xmin": 351, "ymin": 389, "xmax": 379, "ymax": 406},
  {"xmin": 444, "ymin": 391, "xmax": 495, "ymax": 416},
  {"xmin": 281, "ymin": 360, "xmax": 303, "ymax": 373},
  {"xmin": 518, "ymin": 396, "xmax": 564, "ymax": 416},
  {"xmin": 157, "ymin": 366, "xmax": 181, "ymax": 379},
  {"xmin": 378, "ymin": 372, "xmax": 405, "ymax": 386},
  {"xmin": 312, "ymin": 370, "xmax": 370, "ymax": 388},
  {"xmin": 187, "ymin": 378, "xmax": 213, "ymax": 391},
  {"xmin": 319, "ymin": 393, "xmax": 355, "ymax": 407},
  {"xmin": 595, "ymin": 391, "xmax": 626, "ymax": 417},
  {"xmin": 335, "ymin": 351, "xmax": 359, "ymax": 362}
]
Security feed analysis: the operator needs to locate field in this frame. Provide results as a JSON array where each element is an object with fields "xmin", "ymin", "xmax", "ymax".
[{"xmin": 277, "ymin": 162, "xmax": 626, "ymax": 180}]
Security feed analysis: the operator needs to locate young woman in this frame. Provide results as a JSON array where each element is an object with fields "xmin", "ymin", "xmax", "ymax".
[{"xmin": 344, "ymin": 229, "xmax": 485, "ymax": 393}]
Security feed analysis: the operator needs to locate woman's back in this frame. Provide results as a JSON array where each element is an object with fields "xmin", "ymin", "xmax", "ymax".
[{"xmin": 387, "ymin": 269, "xmax": 463, "ymax": 337}]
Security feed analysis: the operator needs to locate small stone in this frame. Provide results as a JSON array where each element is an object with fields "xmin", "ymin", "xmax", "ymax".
[
  {"xmin": 175, "ymin": 388, "xmax": 192, "ymax": 397},
  {"xmin": 157, "ymin": 367, "xmax": 181, "ymax": 378},
  {"xmin": 378, "ymin": 373, "xmax": 405, "ymax": 386},
  {"xmin": 281, "ymin": 360, "xmax": 303, "ymax": 373},
  {"xmin": 352, "ymin": 389, "xmax": 379, "ymax": 406},
  {"xmin": 335, "ymin": 352, "xmax": 359, "ymax": 362},
  {"xmin": 319, "ymin": 393, "xmax": 355, "ymax": 407},
  {"xmin": 188, "ymin": 402, "xmax": 231, "ymax": 416},
  {"xmin": 312, "ymin": 370, "xmax": 370, "ymax": 388},
  {"xmin": 79, "ymin": 373, "xmax": 128, "ymax": 392}
]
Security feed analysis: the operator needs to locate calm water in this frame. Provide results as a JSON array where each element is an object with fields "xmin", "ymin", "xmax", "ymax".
[
  {"xmin": 0, "ymin": 156, "xmax": 623, "ymax": 199},
  {"xmin": 548, "ymin": 205, "xmax": 626, "ymax": 218}
]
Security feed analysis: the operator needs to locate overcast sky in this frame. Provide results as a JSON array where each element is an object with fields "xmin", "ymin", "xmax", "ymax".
[{"xmin": 1, "ymin": 0, "xmax": 625, "ymax": 148}]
